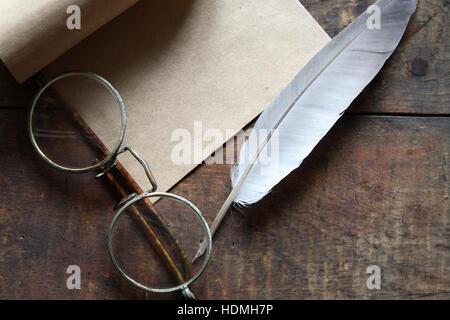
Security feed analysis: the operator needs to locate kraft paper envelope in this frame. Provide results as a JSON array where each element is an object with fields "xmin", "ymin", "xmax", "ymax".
[{"xmin": 2, "ymin": 0, "xmax": 330, "ymax": 195}]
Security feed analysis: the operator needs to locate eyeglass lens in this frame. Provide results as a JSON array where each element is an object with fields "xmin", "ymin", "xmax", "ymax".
[
  {"xmin": 110, "ymin": 195, "xmax": 209, "ymax": 290},
  {"xmin": 31, "ymin": 75, "xmax": 123, "ymax": 170}
]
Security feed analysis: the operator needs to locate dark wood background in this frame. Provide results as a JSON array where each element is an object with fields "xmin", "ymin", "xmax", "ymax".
[{"xmin": 0, "ymin": 0, "xmax": 448, "ymax": 299}]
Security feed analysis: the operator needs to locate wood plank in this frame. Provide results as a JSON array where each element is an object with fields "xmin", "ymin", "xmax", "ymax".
[
  {"xmin": 173, "ymin": 114, "xmax": 450, "ymax": 299},
  {"xmin": 1, "ymin": 108, "xmax": 448, "ymax": 299},
  {"xmin": 301, "ymin": 0, "xmax": 449, "ymax": 115}
]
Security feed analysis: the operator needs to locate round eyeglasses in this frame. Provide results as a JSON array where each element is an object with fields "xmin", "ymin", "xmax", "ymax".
[{"xmin": 28, "ymin": 71, "xmax": 212, "ymax": 299}]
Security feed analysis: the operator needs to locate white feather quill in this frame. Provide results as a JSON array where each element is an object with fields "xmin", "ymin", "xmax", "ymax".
[{"xmin": 194, "ymin": 0, "xmax": 417, "ymax": 261}]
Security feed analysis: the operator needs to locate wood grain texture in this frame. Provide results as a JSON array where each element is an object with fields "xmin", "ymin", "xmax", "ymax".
[
  {"xmin": 174, "ymin": 115, "xmax": 450, "ymax": 299},
  {"xmin": 0, "ymin": 109, "xmax": 448, "ymax": 299},
  {"xmin": 303, "ymin": 0, "xmax": 449, "ymax": 115},
  {"xmin": 0, "ymin": 0, "xmax": 449, "ymax": 299}
]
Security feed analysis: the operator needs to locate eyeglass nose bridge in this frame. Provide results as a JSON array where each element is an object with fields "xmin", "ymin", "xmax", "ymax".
[{"xmin": 96, "ymin": 146, "xmax": 158, "ymax": 193}]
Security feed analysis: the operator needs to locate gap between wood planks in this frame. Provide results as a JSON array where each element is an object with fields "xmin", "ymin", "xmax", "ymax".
[{"xmin": 1, "ymin": 105, "xmax": 449, "ymax": 119}]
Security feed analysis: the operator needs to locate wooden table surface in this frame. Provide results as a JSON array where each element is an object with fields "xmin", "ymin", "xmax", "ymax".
[{"xmin": 0, "ymin": 0, "xmax": 448, "ymax": 299}]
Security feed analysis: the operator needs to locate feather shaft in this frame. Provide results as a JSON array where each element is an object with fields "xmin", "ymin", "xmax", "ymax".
[{"xmin": 193, "ymin": 0, "xmax": 417, "ymax": 262}]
